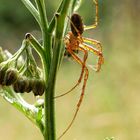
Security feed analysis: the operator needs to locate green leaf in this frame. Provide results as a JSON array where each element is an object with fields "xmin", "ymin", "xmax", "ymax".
[{"xmin": 21, "ymin": 0, "xmax": 41, "ymax": 27}]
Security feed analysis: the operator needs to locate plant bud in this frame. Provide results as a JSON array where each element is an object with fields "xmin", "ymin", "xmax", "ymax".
[
  {"xmin": 25, "ymin": 79, "xmax": 34, "ymax": 93},
  {"xmin": 32, "ymin": 79, "xmax": 45, "ymax": 96},
  {"xmin": 4, "ymin": 69, "xmax": 18, "ymax": 86},
  {"xmin": 13, "ymin": 77, "xmax": 29, "ymax": 93}
]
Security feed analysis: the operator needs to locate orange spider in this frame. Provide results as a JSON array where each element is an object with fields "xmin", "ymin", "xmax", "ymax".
[{"xmin": 57, "ymin": 0, "xmax": 104, "ymax": 139}]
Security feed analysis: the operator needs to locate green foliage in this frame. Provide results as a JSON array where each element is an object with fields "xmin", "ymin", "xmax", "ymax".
[
  {"xmin": 1, "ymin": 0, "xmax": 139, "ymax": 140},
  {"xmin": 0, "ymin": 0, "xmax": 82, "ymax": 140}
]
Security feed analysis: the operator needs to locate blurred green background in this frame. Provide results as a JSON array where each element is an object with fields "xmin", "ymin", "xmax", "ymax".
[{"xmin": 0, "ymin": 0, "xmax": 140, "ymax": 140}]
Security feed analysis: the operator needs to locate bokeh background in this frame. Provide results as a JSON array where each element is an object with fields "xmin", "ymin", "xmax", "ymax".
[{"xmin": 0, "ymin": 0, "xmax": 140, "ymax": 140}]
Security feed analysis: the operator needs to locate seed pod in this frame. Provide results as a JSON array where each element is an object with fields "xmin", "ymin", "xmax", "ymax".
[
  {"xmin": 32, "ymin": 79, "xmax": 45, "ymax": 96},
  {"xmin": 13, "ymin": 77, "xmax": 29, "ymax": 93},
  {"xmin": 4, "ymin": 68, "xmax": 18, "ymax": 86},
  {"xmin": 0, "ymin": 66, "xmax": 7, "ymax": 85},
  {"xmin": 25, "ymin": 79, "xmax": 34, "ymax": 93}
]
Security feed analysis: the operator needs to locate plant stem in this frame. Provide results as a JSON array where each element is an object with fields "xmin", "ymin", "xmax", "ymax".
[
  {"xmin": 22, "ymin": 0, "xmax": 78, "ymax": 140},
  {"xmin": 44, "ymin": 1, "xmax": 72, "ymax": 140},
  {"xmin": 35, "ymin": 0, "xmax": 51, "ymax": 77}
]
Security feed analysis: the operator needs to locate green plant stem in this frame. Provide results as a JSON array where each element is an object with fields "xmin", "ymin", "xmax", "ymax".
[
  {"xmin": 48, "ymin": 0, "xmax": 64, "ymax": 33},
  {"xmin": 44, "ymin": 39, "xmax": 63, "ymax": 140},
  {"xmin": 35, "ymin": 0, "xmax": 52, "ymax": 76},
  {"xmin": 44, "ymin": 1, "xmax": 73, "ymax": 140},
  {"xmin": 26, "ymin": 33, "xmax": 44, "ymax": 57},
  {"xmin": 35, "ymin": 0, "xmax": 48, "ymax": 29},
  {"xmin": 15, "ymin": 0, "xmax": 80, "ymax": 140}
]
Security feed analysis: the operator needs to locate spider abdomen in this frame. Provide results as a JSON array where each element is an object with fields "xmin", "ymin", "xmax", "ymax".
[{"xmin": 70, "ymin": 13, "xmax": 84, "ymax": 36}]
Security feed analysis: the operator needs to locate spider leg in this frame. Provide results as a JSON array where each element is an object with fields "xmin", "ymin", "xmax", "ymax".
[
  {"xmin": 80, "ymin": 39, "xmax": 104, "ymax": 72},
  {"xmin": 57, "ymin": 48, "xmax": 89, "ymax": 140},
  {"xmin": 55, "ymin": 47, "xmax": 88, "ymax": 98},
  {"xmin": 83, "ymin": 37, "xmax": 102, "ymax": 51},
  {"xmin": 84, "ymin": 0, "xmax": 98, "ymax": 30}
]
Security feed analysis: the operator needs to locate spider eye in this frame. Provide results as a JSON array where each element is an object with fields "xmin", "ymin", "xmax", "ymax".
[{"xmin": 70, "ymin": 13, "xmax": 84, "ymax": 36}]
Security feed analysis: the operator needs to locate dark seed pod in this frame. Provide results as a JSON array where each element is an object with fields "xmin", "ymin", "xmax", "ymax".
[
  {"xmin": 13, "ymin": 77, "xmax": 29, "ymax": 93},
  {"xmin": 32, "ymin": 79, "xmax": 45, "ymax": 96},
  {"xmin": 0, "ymin": 66, "xmax": 7, "ymax": 85},
  {"xmin": 4, "ymin": 68, "xmax": 18, "ymax": 86},
  {"xmin": 70, "ymin": 13, "xmax": 84, "ymax": 36},
  {"xmin": 25, "ymin": 79, "xmax": 34, "ymax": 93}
]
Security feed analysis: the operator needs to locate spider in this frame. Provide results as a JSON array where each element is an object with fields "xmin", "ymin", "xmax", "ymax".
[{"xmin": 57, "ymin": 0, "xmax": 104, "ymax": 139}]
